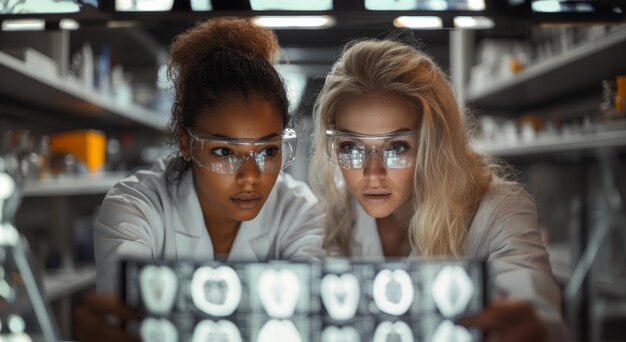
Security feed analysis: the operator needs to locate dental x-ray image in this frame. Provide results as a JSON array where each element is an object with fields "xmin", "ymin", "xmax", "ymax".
[{"xmin": 121, "ymin": 258, "xmax": 485, "ymax": 341}]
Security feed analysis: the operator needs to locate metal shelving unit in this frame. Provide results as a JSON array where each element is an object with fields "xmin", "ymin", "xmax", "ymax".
[
  {"xmin": 467, "ymin": 25, "xmax": 626, "ymax": 111},
  {"xmin": 461, "ymin": 23, "xmax": 626, "ymax": 341},
  {"xmin": 473, "ymin": 128, "xmax": 626, "ymax": 157},
  {"xmin": 22, "ymin": 172, "xmax": 128, "ymax": 197},
  {"xmin": 0, "ymin": 50, "xmax": 168, "ymax": 131},
  {"xmin": 0, "ymin": 29, "xmax": 169, "ymax": 339}
]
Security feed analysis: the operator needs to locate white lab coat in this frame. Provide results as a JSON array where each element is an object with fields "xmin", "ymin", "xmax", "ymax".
[
  {"xmin": 349, "ymin": 180, "xmax": 568, "ymax": 341},
  {"xmin": 94, "ymin": 159, "xmax": 324, "ymax": 293}
]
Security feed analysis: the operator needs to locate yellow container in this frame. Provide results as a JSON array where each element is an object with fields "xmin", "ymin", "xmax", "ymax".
[{"xmin": 50, "ymin": 130, "xmax": 106, "ymax": 173}]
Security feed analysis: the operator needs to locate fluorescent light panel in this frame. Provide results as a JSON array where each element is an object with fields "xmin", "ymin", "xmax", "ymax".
[
  {"xmin": 59, "ymin": 18, "xmax": 80, "ymax": 30},
  {"xmin": 454, "ymin": 16, "xmax": 494, "ymax": 29},
  {"xmin": 532, "ymin": 0, "xmax": 594, "ymax": 13},
  {"xmin": 2, "ymin": 0, "xmax": 80, "ymax": 13},
  {"xmin": 394, "ymin": 16, "xmax": 443, "ymax": 29},
  {"xmin": 2, "ymin": 19, "xmax": 45, "ymax": 31},
  {"xmin": 191, "ymin": 0, "xmax": 212, "ymax": 11},
  {"xmin": 253, "ymin": 16, "xmax": 335, "ymax": 29},
  {"xmin": 250, "ymin": 0, "xmax": 332, "ymax": 11},
  {"xmin": 366, "ymin": 0, "xmax": 484, "ymax": 11},
  {"xmin": 115, "ymin": 0, "xmax": 174, "ymax": 11}
]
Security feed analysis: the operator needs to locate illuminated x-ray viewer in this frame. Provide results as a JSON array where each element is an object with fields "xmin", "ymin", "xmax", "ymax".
[{"xmin": 122, "ymin": 258, "xmax": 486, "ymax": 341}]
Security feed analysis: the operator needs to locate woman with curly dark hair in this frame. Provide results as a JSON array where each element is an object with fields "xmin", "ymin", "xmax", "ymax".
[
  {"xmin": 95, "ymin": 18, "xmax": 324, "ymax": 290},
  {"xmin": 74, "ymin": 18, "xmax": 324, "ymax": 341}
]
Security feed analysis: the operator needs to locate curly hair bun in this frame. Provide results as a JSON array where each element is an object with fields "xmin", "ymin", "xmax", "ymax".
[{"xmin": 170, "ymin": 17, "xmax": 280, "ymax": 68}]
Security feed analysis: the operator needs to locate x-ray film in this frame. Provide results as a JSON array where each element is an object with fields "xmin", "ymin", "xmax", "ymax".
[{"xmin": 121, "ymin": 258, "xmax": 486, "ymax": 341}]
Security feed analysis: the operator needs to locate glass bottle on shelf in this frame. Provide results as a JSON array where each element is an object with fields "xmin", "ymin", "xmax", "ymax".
[
  {"xmin": 600, "ymin": 79, "xmax": 617, "ymax": 122},
  {"xmin": 15, "ymin": 131, "xmax": 39, "ymax": 180},
  {"xmin": 37, "ymin": 136, "xmax": 50, "ymax": 180}
]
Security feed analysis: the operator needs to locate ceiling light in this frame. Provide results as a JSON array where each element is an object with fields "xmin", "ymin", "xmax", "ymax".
[
  {"xmin": 2, "ymin": 19, "xmax": 45, "ymax": 31},
  {"xmin": 190, "ymin": 0, "xmax": 212, "ymax": 11},
  {"xmin": 393, "ymin": 16, "xmax": 443, "ymax": 29},
  {"xmin": 366, "ymin": 0, "xmax": 485, "ymax": 11},
  {"xmin": 14, "ymin": 0, "xmax": 79, "ymax": 13},
  {"xmin": 532, "ymin": 0, "xmax": 561, "ymax": 13},
  {"xmin": 467, "ymin": 0, "xmax": 486, "ymax": 11},
  {"xmin": 366, "ymin": 0, "xmax": 417, "ymax": 10},
  {"xmin": 250, "ymin": 0, "xmax": 332, "ymax": 11},
  {"xmin": 115, "ymin": 0, "xmax": 174, "ymax": 11},
  {"xmin": 454, "ymin": 16, "xmax": 494, "ymax": 29},
  {"xmin": 59, "ymin": 19, "xmax": 79, "ymax": 30},
  {"xmin": 428, "ymin": 0, "xmax": 448, "ymax": 11},
  {"xmin": 253, "ymin": 16, "xmax": 335, "ymax": 29}
]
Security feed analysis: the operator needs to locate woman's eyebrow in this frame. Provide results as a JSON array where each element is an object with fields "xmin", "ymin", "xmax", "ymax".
[
  {"xmin": 339, "ymin": 128, "xmax": 414, "ymax": 135},
  {"xmin": 205, "ymin": 132, "xmax": 281, "ymax": 140}
]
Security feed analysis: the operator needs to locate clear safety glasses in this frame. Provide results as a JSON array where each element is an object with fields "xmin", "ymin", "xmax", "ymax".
[
  {"xmin": 187, "ymin": 128, "xmax": 297, "ymax": 174},
  {"xmin": 325, "ymin": 129, "xmax": 419, "ymax": 170}
]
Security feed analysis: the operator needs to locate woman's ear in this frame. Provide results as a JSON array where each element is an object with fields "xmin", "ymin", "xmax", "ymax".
[{"xmin": 179, "ymin": 130, "xmax": 191, "ymax": 161}]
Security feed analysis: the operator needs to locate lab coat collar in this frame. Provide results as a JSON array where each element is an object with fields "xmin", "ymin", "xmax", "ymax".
[
  {"xmin": 227, "ymin": 214, "xmax": 271, "ymax": 262},
  {"xmin": 173, "ymin": 170, "xmax": 205, "ymax": 238}
]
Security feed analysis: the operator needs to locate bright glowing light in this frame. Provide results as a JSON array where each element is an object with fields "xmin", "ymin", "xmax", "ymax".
[
  {"xmin": 365, "ymin": 0, "xmax": 415, "ymax": 10},
  {"xmin": 393, "ymin": 16, "xmax": 443, "ymax": 29},
  {"xmin": 59, "ymin": 19, "xmax": 79, "ymax": 30},
  {"xmin": 191, "ymin": 0, "xmax": 212, "ymax": 11},
  {"xmin": 116, "ymin": 0, "xmax": 174, "ymax": 11},
  {"xmin": 253, "ymin": 16, "xmax": 335, "ymax": 29},
  {"xmin": 250, "ymin": 0, "xmax": 332, "ymax": 10},
  {"xmin": 532, "ymin": 0, "xmax": 561, "ymax": 12},
  {"xmin": 454, "ymin": 16, "xmax": 494, "ymax": 29},
  {"xmin": 2, "ymin": 19, "xmax": 45, "ymax": 31},
  {"xmin": 366, "ymin": 0, "xmax": 484, "ymax": 10},
  {"xmin": 468, "ymin": 0, "xmax": 485, "ymax": 10},
  {"xmin": 428, "ymin": 0, "xmax": 448, "ymax": 10},
  {"xmin": 13, "ymin": 0, "xmax": 80, "ymax": 13}
]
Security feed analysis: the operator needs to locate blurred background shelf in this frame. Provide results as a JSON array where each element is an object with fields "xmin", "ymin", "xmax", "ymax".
[
  {"xmin": 466, "ymin": 26, "xmax": 626, "ymax": 111},
  {"xmin": 22, "ymin": 172, "xmax": 128, "ymax": 197},
  {"xmin": 473, "ymin": 128, "xmax": 626, "ymax": 158},
  {"xmin": 0, "ymin": 51, "xmax": 168, "ymax": 131}
]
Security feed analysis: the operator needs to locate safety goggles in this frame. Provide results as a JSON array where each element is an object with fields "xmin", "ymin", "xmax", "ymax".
[
  {"xmin": 187, "ymin": 128, "xmax": 297, "ymax": 174},
  {"xmin": 325, "ymin": 129, "xmax": 419, "ymax": 170}
]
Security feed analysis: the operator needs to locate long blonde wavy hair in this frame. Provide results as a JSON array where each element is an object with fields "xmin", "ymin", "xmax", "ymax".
[{"xmin": 310, "ymin": 39, "xmax": 495, "ymax": 258}]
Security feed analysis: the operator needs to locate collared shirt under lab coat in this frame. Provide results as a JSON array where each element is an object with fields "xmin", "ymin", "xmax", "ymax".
[
  {"xmin": 350, "ymin": 180, "xmax": 568, "ymax": 341},
  {"xmin": 94, "ymin": 159, "xmax": 324, "ymax": 293}
]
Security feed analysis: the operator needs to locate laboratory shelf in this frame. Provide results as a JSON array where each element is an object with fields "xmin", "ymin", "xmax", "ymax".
[
  {"xmin": 473, "ymin": 128, "xmax": 626, "ymax": 157},
  {"xmin": 22, "ymin": 172, "xmax": 128, "ymax": 197},
  {"xmin": 0, "ymin": 50, "xmax": 168, "ymax": 131},
  {"xmin": 466, "ymin": 25, "xmax": 626, "ymax": 111}
]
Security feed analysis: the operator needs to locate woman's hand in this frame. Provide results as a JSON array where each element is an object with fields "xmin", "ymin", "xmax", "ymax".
[
  {"xmin": 458, "ymin": 299, "xmax": 549, "ymax": 342},
  {"xmin": 73, "ymin": 292, "xmax": 140, "ymax": 342}
]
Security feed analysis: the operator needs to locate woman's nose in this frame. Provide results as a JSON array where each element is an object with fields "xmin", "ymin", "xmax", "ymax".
[
  {"xmin": 236, "ymin": 155, "xmax": 261, "ymax": 185},
  {"xmin": 363, "ymin": 147, "xmax": 387, "ymax": 180}
]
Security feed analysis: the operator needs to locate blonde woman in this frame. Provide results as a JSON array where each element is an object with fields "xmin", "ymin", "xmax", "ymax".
[{"xmin": 310, "ymin": 39, "xmax": 567, "ymax": 342}]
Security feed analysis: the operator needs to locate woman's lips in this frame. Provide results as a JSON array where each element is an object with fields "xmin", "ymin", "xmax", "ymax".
[
  {"xmin": 231, "ymin": 193, "xmax": 262, "ymax": 210},
  {"xmin": 362, "ymin": 190, "xmax": 391, "ymax": 204}
]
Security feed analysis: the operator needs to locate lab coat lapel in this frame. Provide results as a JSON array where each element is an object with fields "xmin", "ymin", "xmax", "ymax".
[
  {"xmin": 172, "ymin": 170, "xmax": 213, "ymax": 260},
  {"xmin": 228, "ymin": 215, "xmax": 271, "ymax": 262}
]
